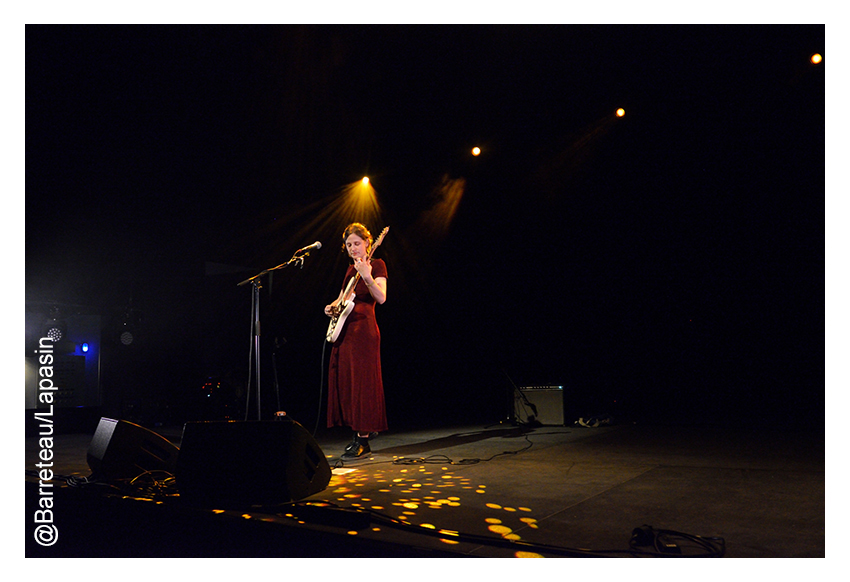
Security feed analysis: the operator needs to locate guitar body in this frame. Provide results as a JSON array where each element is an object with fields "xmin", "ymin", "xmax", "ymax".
[
  {"xmin": 326, "ymin": 292, "xmax": 355, "ymax": 343},
  {"xmin": 325, "ymin": 227, "xmax": 389, "ymax": 343}
]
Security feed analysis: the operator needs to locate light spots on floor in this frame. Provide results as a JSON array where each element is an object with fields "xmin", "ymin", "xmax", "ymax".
[{"xmin": 324, "ymin": 461, "xmax": 543, "ymax": 556}]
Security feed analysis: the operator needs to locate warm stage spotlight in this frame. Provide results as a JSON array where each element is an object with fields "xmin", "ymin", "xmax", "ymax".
[
  {"xmin": 616, "ymin": 108, "xmax": 625, "ymax": 117},
  {"xmin": 280, "ymin": 178, "xmax": 384, "ymax": 260},
  {"xmin": 472, "ymin": 147, "xmax": 481, "ymax": 156},
  {"xmin": 329, "ymin": 178, "xmax": 382, "ymax": 232},
  {"xmin": 811, "ymin": 53, "xmax": 823, "ymax": 65}
]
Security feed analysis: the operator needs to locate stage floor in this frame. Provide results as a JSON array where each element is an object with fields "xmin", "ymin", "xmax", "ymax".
[{"xmin": 25, "ymin": 419, "xmax": 825, "ymax": 558}]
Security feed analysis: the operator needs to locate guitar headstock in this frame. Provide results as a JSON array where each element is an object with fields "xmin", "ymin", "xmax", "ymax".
[{"xmin": 370, "ymin": 226, "xmax": 389, "ymax": 256}]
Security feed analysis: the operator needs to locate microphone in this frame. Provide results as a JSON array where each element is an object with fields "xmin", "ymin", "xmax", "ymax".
[{"xmin": 296, "ymin": 241, "xmax": 322, "ymax": 254}]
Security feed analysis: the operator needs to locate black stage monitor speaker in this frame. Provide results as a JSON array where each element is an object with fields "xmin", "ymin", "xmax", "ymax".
[
  {"xmin": 87, "ymin": 417, "xmax": 180, "ymax": 480},
  {"xmin": 176, "ymin": 419, "xmax": 332, "ymax": 507}
]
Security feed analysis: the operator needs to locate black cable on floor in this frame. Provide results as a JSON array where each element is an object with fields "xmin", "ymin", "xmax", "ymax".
[
  {"xmin": 331, "ymin": 430, "xmax": 537, "ymax": 469},
  {"xmin": 392, "ymin": 432, "xmax": 535, "ymax": 466}
]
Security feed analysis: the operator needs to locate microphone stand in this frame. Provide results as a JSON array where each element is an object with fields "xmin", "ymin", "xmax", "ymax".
[{"xmin": 237, "ymin": 250, "xmax": 313, "ymax": 421}]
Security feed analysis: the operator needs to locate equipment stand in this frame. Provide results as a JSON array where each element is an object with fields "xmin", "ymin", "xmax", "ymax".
[{"xmin": 237, "ymin": 252, "xmax": 313, "ymax": 421}]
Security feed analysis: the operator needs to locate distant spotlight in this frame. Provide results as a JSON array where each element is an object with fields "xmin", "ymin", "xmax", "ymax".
[
  {"xmin": 811, "ymin": 53, "xmax": 823, "ymax": 65},
  {"xmin": 43, "ymin": 319, "xmax": 65, "ymax": 342},
  {"xmin": 616, "ymin": 108, "xmax": 626, "ymax": 117},
  {"xmin": 362, "ymin": 176, "xmax": 370, "ymax": 185},
  {"xmin": 472, "ymin": 147, "xmax": 481, "ymax": 156},
  {"xmin": 81, "ymin": 343, "xmax": 89, "ymax": 353}
]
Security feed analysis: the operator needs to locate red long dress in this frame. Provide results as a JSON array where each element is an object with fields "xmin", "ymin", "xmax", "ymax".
[{"xmin": 327, "ymin": 258, "xmax": 388, "ymax": 433}]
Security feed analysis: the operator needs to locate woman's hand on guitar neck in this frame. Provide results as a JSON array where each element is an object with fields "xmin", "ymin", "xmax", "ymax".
[
  {"xmin": 353, "ymin": 257, "xmax": 387, "ymax": 304},
  {"xmin": 353, "ymin": 256, "xmax": 372, "ymax": 280}
]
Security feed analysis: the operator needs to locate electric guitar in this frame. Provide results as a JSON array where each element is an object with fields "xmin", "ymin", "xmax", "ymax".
[{"xmin": 326, "ymin": 226, "xmax": 389, "ymax": 343}]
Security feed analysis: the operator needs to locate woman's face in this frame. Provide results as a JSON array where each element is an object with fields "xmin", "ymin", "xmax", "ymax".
[{"xmin": 345, "ymin": 233, "xmax": 369, "ymax": 260}]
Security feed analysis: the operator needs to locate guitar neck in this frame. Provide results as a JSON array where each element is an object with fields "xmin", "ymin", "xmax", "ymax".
[{"xmin": 341, "ymin": 272, "xmax": 359, "ymax": 300}]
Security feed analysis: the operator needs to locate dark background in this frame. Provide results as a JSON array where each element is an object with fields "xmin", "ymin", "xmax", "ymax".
[{"xmin": 26, "ymin": 25, "xmax": 824, "ymax": 431}]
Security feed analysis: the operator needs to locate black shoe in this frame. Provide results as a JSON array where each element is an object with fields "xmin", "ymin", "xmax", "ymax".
[
  {"xmin": 343, "ymin": 436, "xmax": 359, "ymax": 455},
  {"xmin": 342, "ymin": 437, "xmax": 371, "ymax": 459}
]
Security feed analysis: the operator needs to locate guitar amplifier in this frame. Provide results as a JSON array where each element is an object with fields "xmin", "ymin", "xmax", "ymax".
[{"xmin": 514, "ymin": 385, "xmax": 565, "ymax": 426}]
